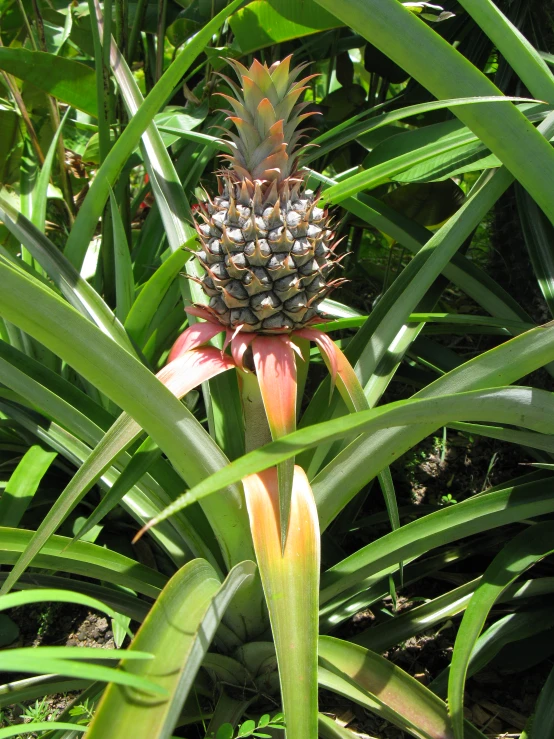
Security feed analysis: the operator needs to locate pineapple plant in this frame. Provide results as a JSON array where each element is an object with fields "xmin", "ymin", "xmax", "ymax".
[
  {"xmin": 194, "ymin": 56, "xmax": 343, "ymax": 333},
  {"xmin": 135, "ymin": 58, "xmax": 367, "ymax": 739}
]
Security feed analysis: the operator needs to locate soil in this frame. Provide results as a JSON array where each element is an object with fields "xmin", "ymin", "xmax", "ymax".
[{"xmin": 0, "ymin": 603, "xmax": 115, "ymax": 732}]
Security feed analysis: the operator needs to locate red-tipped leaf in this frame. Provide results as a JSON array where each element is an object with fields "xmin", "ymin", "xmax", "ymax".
[
  {"xmin": 296, "ymin": 328, "xmax": 368, "ymax": 412},
  {"xmin": 158, "ymin": 347, "xmax": 235, "ymax": 397},
  {"xmin": 252, "ymin": 335, "xmax": 297, "ymax": 546},
  {"xmin": 167, "ymin": 323, "xmax": 224, "ymax": 363}
]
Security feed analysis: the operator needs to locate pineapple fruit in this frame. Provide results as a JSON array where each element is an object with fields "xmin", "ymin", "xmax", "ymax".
[{"xmin": 194, "ymin": 56, "xmax": 342, "ymax": 333}]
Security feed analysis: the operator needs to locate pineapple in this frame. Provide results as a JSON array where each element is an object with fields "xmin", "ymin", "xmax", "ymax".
[{"xmin": 194, "ymin": 56, "xmax": 342, "ymax": 333}]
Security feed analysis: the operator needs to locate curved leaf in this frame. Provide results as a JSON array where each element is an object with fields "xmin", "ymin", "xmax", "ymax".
[
  {"xmin": 448, "ymin": 522, "xmax": 554, "ymax": 738},
  {"xmin": 0, "ymin": 444, "xmax": 57, "ymax": 527},
  {"xmin": 87, "ymin": 559, "xmax": 256, "ymax": 739},
  {"xmin": 0, "ymin": 527, "xmax": 166, "ymax": 598},
  {"xmin": 139, "ymin": 385, "xmax": 554, "ymax": 527},
  {"xmin": 0, "ymin": 588, "xmax": 127, "ymax": 624},
  {"xmin": 320, "ymin": 479, "xmax": 554, "ymax": 605},
  {"xmin": 313, "ymin": 0, "xmax": 554, "ymax": 229},
  {"xmin": 457, "ymin": 0, "xmax": 554, "ymax": 104},
  {"xmin": 0, "ymin": 48, "xmax": 97, "ymax": 114},
  {"xmin": 0, "ymin": 722, "xmax": 86, "ymax": 738},
  {"xmin": 0, "ymin": 259, "xmax": 253, "ymax": 594},
  {"xmin": 64, "ymin": 0, "xmax": 244, "ymax": 268},
  {"xmin": 1, "ymin": 649, "xmax": 165, "ymax": 696},
  {"xmin": 0, "ymin": 198, "xmax": 136, "ymax": 355},
  {"xmin": 319, "ymin": 636, "xmax": 485, "ymax": 739}
]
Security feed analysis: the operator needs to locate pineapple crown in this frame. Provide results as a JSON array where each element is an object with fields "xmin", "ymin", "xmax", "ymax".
[{"xmin": 215, "ymin": 56, "xmax": 317, "ymax": 193}]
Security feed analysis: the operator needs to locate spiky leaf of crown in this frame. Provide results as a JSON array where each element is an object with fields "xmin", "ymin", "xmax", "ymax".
[{"xmin": 216, "ymin": 56, "xmax": 316, "ymax": 192}]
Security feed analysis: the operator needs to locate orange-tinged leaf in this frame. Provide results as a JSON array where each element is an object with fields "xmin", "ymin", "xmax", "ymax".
[
  {"xmin": 296, "ymin": 328, "xmax": 368, "ymax": 411},
  {"xmin": 157, "ymin": 348, "xmax": 235, "ymax": 400},
  {"xmin": 241, "ymin": 75, "xmax": 266, "ymax": 116},
  {"xmin": 269, "ymin": 55, "xmax": 293, "ymax": 97},
  {"xmin": 249, "ymin": 58, "xmax": 278, "ymax": 100},
  {"xmin": 252, "ymin": 335, "xmax": 297, "ymax": 437},
  {"xmin": 244, "ymin": 466, "xmax": 320, "ymax": 739},
  {"xmin": 252, "ymin": 335, "xmax": 297, "ymax": 544},
  {"xmin": 256, "ymin": 97, "xmax": 278, "ymax": 138}
]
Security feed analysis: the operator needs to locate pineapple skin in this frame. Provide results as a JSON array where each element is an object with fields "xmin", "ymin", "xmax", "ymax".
[{"xmin": 195, "ymin": 179, "xmax": 338, "ymax": 333}]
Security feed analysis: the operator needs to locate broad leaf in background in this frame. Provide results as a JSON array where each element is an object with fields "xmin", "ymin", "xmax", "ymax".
[
  {"xmin": 229, "ymin": 0, "xmax": 342, "ymax": 53},
  {"xmin": 0, "ymin": 48, "xmax": 98, "ymax": 115}
]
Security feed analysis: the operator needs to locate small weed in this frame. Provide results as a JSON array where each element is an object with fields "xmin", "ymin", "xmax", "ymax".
[
  {"xmin": 69, "ymin": 697, "xmax": 95, "ymax": 725},
  {"xmin": 20, "ymin": 697, "xmax": 50, "ymax": 723},
  {"xmin": 213, "ymin": 712, "xmax": 286, "ymax": 738}
]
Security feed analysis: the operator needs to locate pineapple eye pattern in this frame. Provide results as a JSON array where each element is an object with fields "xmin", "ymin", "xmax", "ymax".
[{"xmin": 193, "ymin": 56, "xmax": 345, "ymax": 334}]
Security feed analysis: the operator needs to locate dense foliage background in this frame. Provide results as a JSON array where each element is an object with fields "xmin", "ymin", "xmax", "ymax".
[{"xmin": 1, "ymin": 0, "xmax": 554, "ymax": 737}]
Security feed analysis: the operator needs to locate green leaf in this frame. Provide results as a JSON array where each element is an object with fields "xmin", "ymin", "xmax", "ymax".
[
  {"xmin": 72, "ymin": 437, "xmax": 161, "ymax": 544},
  {"xmin": 320, "ymin": 478, "xmax": 554, "ymax": 605},
  {"xmin": 33, "ymin": 108, "xmax": 71, "ymax": 234},
  {"xmin": 353, "ymin": 579, "xmax": 479, "ymax": 652},
  {"xmin": 393, "ymin": 142, "xmax": 497, "ymax": 183},
  {"xmin": 124, "ymin": 246, "xmax": 190, "ymax": 347},
  {"xmin": 0, "ymin": 526, "xmax": 166, "ymax": 598},
  {"xmin": 0, "ymin": 613, "xmax": 19, "ymax": 648},
  {"xmin": 0, "ymin": 572, "xmax": 149, "ymax": 622},
  {"xmin": 0, "ymin": 444, "xmax": 57, "ymax": 527},
  {"xmin": 307, "ymin": 170, "xmax": 532, "ymax": 340},
  {"xmin": 528, "ymin": 665, "xmax": 554, "ymax": 739},
  {"xmin": 64, "ymin": 0, "xmax": 244, "ymax": 269},
  {"xmin": 0, "ymin": 587, "xmax": 129, "ymax": 623},
  {"xmin": 229, "ymin": 0, "xmax": 342, "ymax": 54},
  {"xmin": 322, "ymin": 106, "xmax": 548, "ymax": 202},
  {"xmin": 141, "ymin": 385, "xmax": 554, "ymax": 528},
  {"xmin": 314, "ymin": 315, "xmax": 554, "ymax": 529},
  {"xmin": 0, "ymin": 675, "xmax": 89, "ymax": 710},
  {"xmin": 91, "ymin": 0, "xmax": 195, "ymax": 261},
  {"xmin": 361, "ymin": 117, "xmax": 488, "ymax": 188},
  {"xmin": 456, "ymin": 0, "xmax": 554, "ymax": 104},
  {"xmin": 318, "ymin": 714, "xmax": 363, "ymax": 738},
  {"xmin": 0, "ymin": 48, "xmax": 97, "ymax": 115},
  {"xmin": 0, "ymin": 340, "xmax": 221, "ymax": 575},
  {"xmin": 0, "ymin": 259, "xmax": 253, "ymax": 592},
  {"xmin": 0, "ymin": 197, "xmax": 137, "ymax": 356},
  {"xmin": 4, "ymin": 646, "xmax": 150, "ymax": 661},
  {"xmin": 0, "ymin": 648, "xmax": 165, "ymax": 695},
  {"xmin": 216, "ymin": 725, "xmax": 234, "ymax": 739},
  {"xmin": 109, "ymin": 190, "xmax": 135, "ymax": 323},
  {"xmin": 448, "ymin": 522, "xmax": 554, "ymax": 739},
  {"xmin": 237, "ymin": 720, "xmax": 256, "ymax": 737},
  {"xmin": 319, "ymin": 637, "xmax": 484, "ymax": 739},
  {"xmin": 306, "ymin": 96, "xmax": 539, "ymax": 166},
  {"xmin": 516, "ymin": 184, "xmax": 554, "ymax": 316},
  {"xmin": 313, "ymin": 0, "xmax": 554, "ymax": 231},
  {"xmin": 0, "ymin": 723, "xmax": 86, "ymax": 738},
  {"xmin": 87, "ymin": 560, "xmax": 255, "ymax": 739},
  {"xmin": 432, "ymin": 604, "xmax": 554, "ymax": 698}
]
